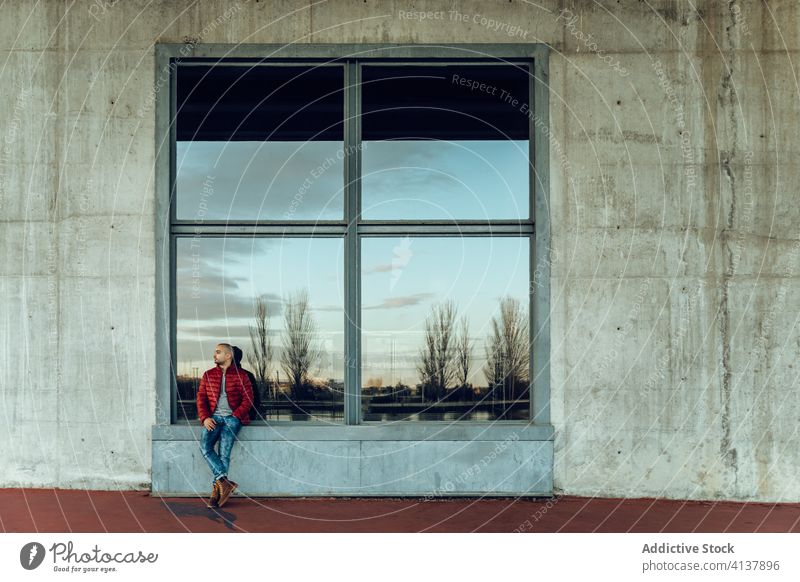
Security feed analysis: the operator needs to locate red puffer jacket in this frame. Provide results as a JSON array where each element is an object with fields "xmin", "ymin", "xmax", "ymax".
[{"xmin": 197, "ymin": 365, "xmax": 254, "ymax": 425}]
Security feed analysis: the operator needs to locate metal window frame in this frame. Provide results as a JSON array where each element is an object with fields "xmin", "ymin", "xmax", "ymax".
[{"xmin": 155, "ymin": 43, "xmax": 550, "ymax": 428}]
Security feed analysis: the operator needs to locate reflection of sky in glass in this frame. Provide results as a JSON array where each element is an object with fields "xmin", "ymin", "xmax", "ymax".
[
  {"xmin": 176, "ymin": 236, "xmax": 529, "ymax": 388},
  {"xmin": 362, "ymin": 140, "xmax": 529, "ymax": 220},
  {"xmin": 176, "ymin": 237, "xmax": 343, "ymax": 376},
  {"xmin": 176, "ymin": 141, "xmax": 345, "ymax": 221},
  {"xmin": 362, "ymin": 237, "xmax": 529, "ymax": 387},
  {"xmin": 176, "ymin": 139, "xmax": 528, "ymax": 222}
]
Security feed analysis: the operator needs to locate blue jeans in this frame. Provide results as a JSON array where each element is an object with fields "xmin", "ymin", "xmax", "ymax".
[{"xmin": 200, "ymin": 414, "xmax": 242, "ymax": 482}]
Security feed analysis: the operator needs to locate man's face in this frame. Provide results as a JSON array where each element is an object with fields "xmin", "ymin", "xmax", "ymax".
[{"xmin": 213, "ymin": 345, "xmax": 231, "ymax": 366}]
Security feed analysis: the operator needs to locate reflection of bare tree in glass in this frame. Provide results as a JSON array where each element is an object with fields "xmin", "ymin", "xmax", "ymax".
[
  {"xmin": 416, "ymin": 300, "xmax": 457, "ymax": 401},
  {"xmin": 280, "ymin": 289, "xmax": 322, "ymax": 400},
  {"xmin": 454, "ymin": 316, "xmax": 473, "ymax": 389},
  {"xmin": 248, "ymin": 295, "xmax": 274, "ymax": 402},
  {"xmin": 484, "ymin": 297, "xmax": 529, "ymax": 408}
]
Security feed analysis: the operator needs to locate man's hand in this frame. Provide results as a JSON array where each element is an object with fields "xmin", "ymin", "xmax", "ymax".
[{"xmin": 203, "ymin": 418, "xmax": 216, "ymax": 431}]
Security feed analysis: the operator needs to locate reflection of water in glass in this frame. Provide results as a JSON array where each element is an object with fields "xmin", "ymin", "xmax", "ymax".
[
  {"xmin": 265, "ymin": 407, "xmax": 344, "ymax": 422},
  {"xmin": 365, "ymin": 408, "xmax": 528, "ymax": 422},
  {"xmin": 180, "ymin": 403, "xmax": 527, "ymax": 423},
  {"xmin": 410, "ymin": 411, "xmax": 489, "ymax": 422}
]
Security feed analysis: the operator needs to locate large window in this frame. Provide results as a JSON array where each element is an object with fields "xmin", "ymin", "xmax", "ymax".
[{"xmin": 167, "ymin": 50, "xmax": 545, "ymax": 424}]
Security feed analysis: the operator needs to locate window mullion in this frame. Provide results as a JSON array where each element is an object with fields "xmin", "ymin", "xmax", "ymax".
[
  {"xmin": 343, "ymin": 60, "xmax": 362, "ymax": 425},
  {"xmin": 170, "ymin": 224, "xmax": 348, "ymax": 236}
]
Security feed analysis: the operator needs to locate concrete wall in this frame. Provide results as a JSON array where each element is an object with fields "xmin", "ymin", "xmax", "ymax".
[{"xmin": 2, "ymin": 0, "xmax": 798, "ymax": 501}]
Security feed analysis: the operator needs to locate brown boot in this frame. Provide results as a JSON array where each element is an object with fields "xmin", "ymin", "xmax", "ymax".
[
  {"xmin": 207, "ymin": 481, "xmax": 220, "ymax": 508},
  {"xmin": 217, "ymin": 477, "xmax": 238, "ymax": 508}
]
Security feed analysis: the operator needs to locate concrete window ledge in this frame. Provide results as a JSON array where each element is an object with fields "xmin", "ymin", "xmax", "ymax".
[
  {"xmin": 152, "ymin": 421, "xmax": 553, "ymax": 441},
  {"xmin": 151, "ymin": 423, "xmax": 554, "ymax": 497}
]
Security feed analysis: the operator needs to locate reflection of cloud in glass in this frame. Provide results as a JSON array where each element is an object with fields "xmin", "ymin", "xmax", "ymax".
[
  {"xmin": 176, "ymin": 141, "xmax": 345, "ymax": 221},
  {"xmin": 363, "ymin": 293, "xmax": 435, "ymax": 310},
  {"xmin": 362, "ymin": 140, "xmax": 529, "ymax": 220}
]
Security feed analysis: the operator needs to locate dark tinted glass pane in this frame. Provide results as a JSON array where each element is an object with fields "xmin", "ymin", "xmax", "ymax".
[
  {"xmin": 177, "ymin": 65, "xmax": 343, "ymax": 141},
  {"xmin": 175, "ymin": 65, "xmax": 345, "ymax": 220},
  {"xmin": 361, "ymin": 65, "xmax": 530, "ymax": 220},
  {"xmin": 362, "ymin": 65, "xmax": 529, "ymax": 141}
]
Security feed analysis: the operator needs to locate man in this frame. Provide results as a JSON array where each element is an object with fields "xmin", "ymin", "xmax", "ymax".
[{"xmin": 196, "ymin": 343, "xmax": 254, "ymax": 508}]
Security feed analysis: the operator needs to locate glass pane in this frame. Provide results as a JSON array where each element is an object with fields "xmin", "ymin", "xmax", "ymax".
[
  {"xmin": 361, "ymin": 237, "xmax": 530, "ymax": 421},
  {"xmin": 175, "ymin": 65, "xmax": 345, "ymax": 221},
  {"xmin": 176, "ymin": 237, "xmax": 344, "ymax": 422},
  {"xmin": 361, "ymin": 65, "xmax": 530, "ymax": 220}
]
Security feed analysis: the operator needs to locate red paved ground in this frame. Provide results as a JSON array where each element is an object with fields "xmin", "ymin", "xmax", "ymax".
[{"xmin": 2, "ymin": 489, "xmax": 799, "ymax": 533}]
